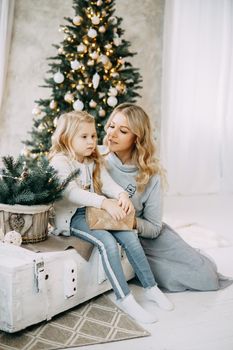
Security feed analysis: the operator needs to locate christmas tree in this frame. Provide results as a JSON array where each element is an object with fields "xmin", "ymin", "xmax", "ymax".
[{"xmin": 24, "ymin": 0, "xmax": 142, "ymax": 156}]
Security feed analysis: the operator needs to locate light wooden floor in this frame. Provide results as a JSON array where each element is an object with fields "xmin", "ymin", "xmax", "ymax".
[{"xmin": 71, "ymin": 194, "xmax": 233, "ymax": 350}]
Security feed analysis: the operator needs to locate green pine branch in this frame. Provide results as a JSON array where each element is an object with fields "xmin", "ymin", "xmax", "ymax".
[{"xmin": 0, "ymin": 156, "xmax": 79, "ymax": 205}]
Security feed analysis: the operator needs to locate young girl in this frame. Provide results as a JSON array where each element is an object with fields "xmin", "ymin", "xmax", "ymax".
[
  {"xmin": 103, "ymin": 103, "xmax": 232, "ymax": 292},
  {"xmin": 49, "ymin": 110, "xmax": 173, "ymax": 324}
]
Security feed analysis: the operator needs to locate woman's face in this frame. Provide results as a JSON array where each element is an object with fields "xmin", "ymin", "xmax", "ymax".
[{"xmin": 106, "ymin": 112, "xmax": 136, "ymax": 154}]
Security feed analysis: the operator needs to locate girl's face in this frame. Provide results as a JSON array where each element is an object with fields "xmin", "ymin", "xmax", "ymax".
[
  {"xmin": 72, "ymin": 121, "xmax": 97, "ymax": 162},
  {"xmin": 106, "ymin": 112, "xmax": 136, "ymax": 154}
]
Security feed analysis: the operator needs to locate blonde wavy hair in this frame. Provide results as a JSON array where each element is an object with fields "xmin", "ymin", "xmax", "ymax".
[
  {"xmin": 104, "ymin": 103, "xmax": 166, "ymax": 192},
  {"xmin": 49, "ymin": 111, "xmax": 102, "ymax": 194}
]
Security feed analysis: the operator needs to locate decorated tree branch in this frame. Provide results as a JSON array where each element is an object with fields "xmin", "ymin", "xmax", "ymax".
[
  {"xmin": 24, "ymin": 0, "xmax": 142, "ymax": 157},
  {"xmin": 0, "ymin": 156, "xmax": 79, "ymax": 206}
]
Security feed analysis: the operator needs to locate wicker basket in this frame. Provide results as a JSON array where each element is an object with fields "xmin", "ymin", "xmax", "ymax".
[{"xmin": 0, "ymin": 203, "xmax": 52, "ymax": 243}]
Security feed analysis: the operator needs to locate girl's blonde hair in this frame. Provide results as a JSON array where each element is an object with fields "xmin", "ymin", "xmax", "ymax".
[
  {"xmin": 49, "ymin": 110, "xmax": 102, "ymax": 193},
  {"xmin": 105, "ymin": 103, "xmax": 165, "ymax": 192}
]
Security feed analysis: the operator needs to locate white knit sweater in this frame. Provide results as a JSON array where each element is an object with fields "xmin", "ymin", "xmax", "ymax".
[{"xmin": 50, "ymin": 153, "xmax": 125, "ymax": 235}]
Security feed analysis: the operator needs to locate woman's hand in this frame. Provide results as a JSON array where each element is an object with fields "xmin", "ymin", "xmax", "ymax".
[
  {"xmin": 118, "ymin": 192, "xmax": 134, "ymax": 214},
  {"xmin": 101, "ymin": 198, "xmax": 126, "ymax": 220}
]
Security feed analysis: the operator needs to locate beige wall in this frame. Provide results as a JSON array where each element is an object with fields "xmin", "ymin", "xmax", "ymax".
[{"xmin": 0, "ymin": 0, "xmax": 165, "ymax": 158}]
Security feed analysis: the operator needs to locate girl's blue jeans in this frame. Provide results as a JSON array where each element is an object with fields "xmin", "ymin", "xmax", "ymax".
[{"xmin": 70, "ymin": 207, "xmax": 156, "ymax": 300}]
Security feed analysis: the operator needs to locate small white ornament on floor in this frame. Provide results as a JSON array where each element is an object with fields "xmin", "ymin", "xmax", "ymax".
[{"xmin": 3, "ymin": 230, "xmax": 22, "ymax": 246}]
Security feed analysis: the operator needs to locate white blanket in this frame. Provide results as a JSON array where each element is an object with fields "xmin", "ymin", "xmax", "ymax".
[{"xmin": 163, "ymin": 219, "xmax": 232, "ymax": 249}]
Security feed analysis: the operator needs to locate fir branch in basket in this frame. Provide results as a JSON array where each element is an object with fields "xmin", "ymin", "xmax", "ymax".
[{"xmin": 0, "ymin": 156, "xmax": 79, "ymax": 206}]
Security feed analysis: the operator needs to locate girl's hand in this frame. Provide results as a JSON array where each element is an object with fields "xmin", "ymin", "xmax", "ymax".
[
  {"xmin": 101, "ymin": 198, "xmax": 126, "ymax": 221},
  {"xmin": 118, "ymin": 192, "xmax": 134, "ymax": 214}
]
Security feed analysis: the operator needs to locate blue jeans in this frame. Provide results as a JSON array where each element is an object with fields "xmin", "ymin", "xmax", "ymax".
[{"xmin": 70, "ymin": 207, "xmax": 156, "ymax": 300}]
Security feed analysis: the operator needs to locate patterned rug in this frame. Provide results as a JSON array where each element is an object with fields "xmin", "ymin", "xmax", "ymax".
[{"xmin": 0, "ymin": 295, "xmax": 150, "ymax": 349}]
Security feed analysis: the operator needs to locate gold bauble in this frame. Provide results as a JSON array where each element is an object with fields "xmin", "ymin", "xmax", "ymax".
[
  {"xmin": 104, "ymin": 61, "xmax": 112, "ymax": 70},
  {"xmin": 116, "ymin": 82, "xmax": 126, "ymax": 93}
]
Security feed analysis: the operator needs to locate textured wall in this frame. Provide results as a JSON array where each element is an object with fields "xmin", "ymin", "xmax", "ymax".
[{"xmin": 0, "ymin": 0, "xmax": 165, "ymax": 157}]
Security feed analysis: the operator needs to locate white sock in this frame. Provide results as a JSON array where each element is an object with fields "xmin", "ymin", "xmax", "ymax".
[
  {"xmin": 145, "ymin": 285, "xmax": 174, "ymax": 311},
  {"xmin": 117, "ymin": 294, "xmax": 158, "ymax": 324}
]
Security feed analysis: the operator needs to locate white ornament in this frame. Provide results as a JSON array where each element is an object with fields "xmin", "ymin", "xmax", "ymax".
[
  {"xmin": 91, "ymin": 16, "xmax": 100, "ymax": 25},
  {"xmin": 88, "ymin": 28, "xmax": 97, "ymax": 39},
  {"xmin": 32, "ymin": 106, "xmax": 41, "ymax": 116},
  {"xmin": 71, "ymin": 59, "xmax": 81, "ymax": 70},
  {"xmin": 99, "ymin": 54, "xmax": 109, "ymax": 64},
  {"xmin": 98, "ymin": 92, "xmax": 105, "ymax": 99},
  {"xmin": 97, "ymin": 0, "xmax": 103, "ymax": 5},
  {"xmin": 92, "ymin": 72, "xmax": 100, "ymax": 89},
  {"xmin": 76, "ymin": 84, "xmax": 84, "ymax": 91},
  {"xmin": 73, "ymin": 16, "xmax": 82, "ymax": 26},
  {"xmin": 87, "ymin": 59, "xmax": 94, "ymax": 66},
  {"xmin": 107, "ymin": 96, "xmax": 118, "ymax": 107},
  {"xmin": 90, "ymin": 51, "xmax": 99, "ymax": 60},
  {"xmin": 99, "ymin": 108, "xmax": 106, "ymax": 117},
  {"xmin": 99, "ymin": 26, "xmax": 106, "ymax": 33},
  {"xmin": 54, "ymin": 71, "xmax": 64, "ymax": 84},
  {"xmin": 38, "ymin": 124, "xmax": 45, "ymax": 131},
  {"xmin": 64, "ymin": 92, "xmax": 73, "ymax": 103},
  {"xmin": 89, "ymin": 99, "xmax": 97, "ymax": 108},
  {"xmin": 108, "ymin": 87, "xmax": 118, "ymax": 96},
  {"xmin": 58, "ymin": 47, "xmax": 64, "ymax": 55},
  {"xmin": 77, "ymin": 43, "xmax": 87, "ymax": 53},
  {"xmin": 111, "ymin": 72, "xmax": 119, "ymax": 78},
  {"xmin": 105, "ymin": 43, "xmax": 112, "ymax": 50},
  {"xmin": 73, "ymin": 99, "xmax": 84, "ymax": 111},
  {"xmin": 3, "ymin": 231, "xmax": 22, "ymax": 246},
  {"xmin": 49, "ymin": 100, "xmax": 57, "ymax": 109},
  {"xmin": 20, "ymin": 146, "xmax": 30, "ymax": 158},
  {"xmin": 113, "ymin": 37, "xmax": 122, "ymax": 46},
  {"xmin": 118, "ymin": 58, "xmax": 125, "ymax": 65},
  {"xmin": 108, "ymin": 16, "xmax": 117, "ymax": 25}
]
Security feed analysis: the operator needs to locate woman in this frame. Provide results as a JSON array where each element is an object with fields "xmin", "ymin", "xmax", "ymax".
[
  {"xmin": 49, "ymin": 110, "xmax": 172, "ymax": 324},
  {"xmin": 103, "ymin": 103, "xmax": 232, "ymax": 292}
]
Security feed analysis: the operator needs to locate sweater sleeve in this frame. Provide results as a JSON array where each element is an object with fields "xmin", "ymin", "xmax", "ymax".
[
  {"xmin": 136, "ymin": 176, "xmax": 163, "ymax": 239},
  {"xmin": 100, "ymin": 166, "xmax": 126, "ymax": 199},
  {"xmin": 50, "ymin": 155, "xmax": 106, "ymax": 208}
]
